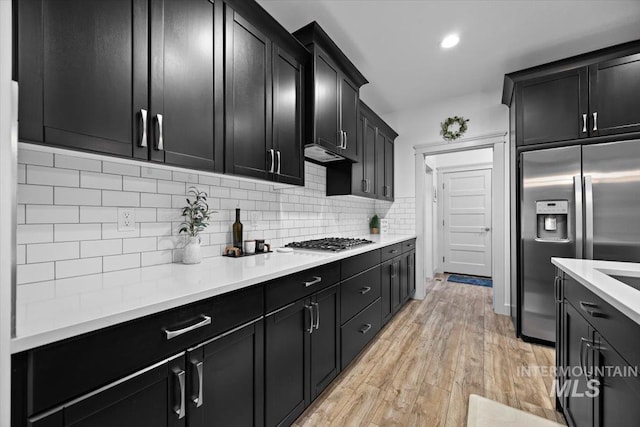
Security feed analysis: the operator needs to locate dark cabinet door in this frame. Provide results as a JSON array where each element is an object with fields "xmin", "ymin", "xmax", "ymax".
[
  {"xmin": 340, "ymin": 78, "xmax": 359, "ymax": 162},
  {"xmin": 149, "ymin": 0, "xmax": 223, "ymax": 171},
  {"xmin": 361, "ymin": 117, "xmax": 377, "ymax": 198},
  {"xmin": 589, "ymin": 53, "xmax": 640, "ymax": 137},
  {"xmin": 381, "ymin": 260, "xmax": 393, "ymax": 324},
  {"xmin": 407, "ymin": 251, "xmax": 415, "ymax": 297},
  {"xmin": 225, "ymin": 8, "xmax": 272, "ymax": 180},
  {"xmin": 391, "ymin": 258, "xmax": 401, "ymax": 314},
  {"xmin": 273, "ymin": 46, "xmax": 304, "ymax": 186},
  {"xmin": 265, "ymin": 299, "xmax": 311, "ymax": 427},
  {"xmin": 516, "ymin": 68, "xmax": 588, "ymax": 146},
  {"xmin": 18, "ymin": 0, "xmax": 148, "ymax": 159},
  {"xmin": 31, "ymin": 354, "xmax": 186, "ymax": 427},
  {"xmin": 187, "ymin": 319, "xmax": 264, "ymax": 427},
  {"xmin": 384, "ymin": 136, "xmax": 394, "ymax": 201},
  {"xmin": 310, "ymin": 285, "xmax": 341, "ymax": 401},
  {"xmin": 375, "ymin": 129, "xmax": 385, "ymax": 199},
  {"xmin": 313, "ymin": 50, "xmax": 341, "ymax": 151},
  {"xmin": 594, "ymin": 334, "xmax": 640, "ymax": 427},
  {"xmin": 399, "ymin": 255, "xmax": 408, "ymax": 304},
  {"xmin": 562, "ymin": 303, "xmax": 594, "ymax": 427}
]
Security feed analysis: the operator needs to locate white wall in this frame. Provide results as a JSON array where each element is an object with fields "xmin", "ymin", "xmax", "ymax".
[
  {"xmin": 429, "ymin": 148, "xmax": 493, "ymax": 169},
  {"xmin": 386, "ymin": 90, "xmax": 508, "ymax": 198}
]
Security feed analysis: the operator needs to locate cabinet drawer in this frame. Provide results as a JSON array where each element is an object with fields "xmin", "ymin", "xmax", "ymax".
[
  {"xmin": 341, "ymin": 249, "xmax": 381, "ymax": 280},
  {"xmin": 265, "ymin": 262, "xmax": 340, "ymax": 313},
  {"xmin": 381, "ymin": 243, "xmax": 402, "ymax": 262},
  {"xmin": 402, "ymin": 239, "xmax": 416, "ymax": 253},
  {"xmin": 341, "ymin": 265, "xmax": 381, "ymax": 324},
  {"xmin": 341, "ymin": 298, "xmax": 381, "ymax": 369},
  {"xmin": 15, "ymin": 284, "xmax": 263, "ymax": 417},
  {"xmin": 564, "ymin": 275, "xmax": 640, "ymax": 368}
]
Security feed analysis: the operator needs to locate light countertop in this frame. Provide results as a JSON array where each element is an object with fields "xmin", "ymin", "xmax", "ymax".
[
  {"xmin": 13, "ymin": 234, "xmax": 415, "ymax": 353},
  {"xmin": 551, "ymin": 258, "xmax": 640, "ymax": 326}
]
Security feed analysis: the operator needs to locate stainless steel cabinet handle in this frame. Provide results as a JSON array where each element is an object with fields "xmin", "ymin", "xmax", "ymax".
[
  {"xmin": 268, "ymin": 149, "xmax": 275, "ymax": 173},
  {"xmin": 584, "ymin": 175, "xmax": 594, "ymax": 259},
  {"xmin": 390, "ymin": 249, "xmax": 398, "ymax": 254},
  {"xmin": 174, "ymin": 369, "xmax": 186, "ymax": 419},
  {"xmin": 362, "ymin": 179, "xmax": 367, "ymax": 193},
  {"xmin": 343, "ymin": 131, "xmax": 348, "ymax": 150},
  {"xmin": 574, "ymin": 175, "xmax": 583, "ymax": 259},
  {"xmin": 165, "ymin": 315, "xmax": 212, "ymax": 340},
  {"xmin": 304, "ymin": 276, "xmax": 322, "ymax": 287},
  {"xmin": 592, "ymin": 112, "xmax": 598, "ymax": 131},
  {"xmin": 306, "ymin": 305, "xmax": 314, "ymax": 333},
  {"xmin": 312, "ymin": 301, "xmax": 320, "ymax": 330},
  {"xmin": 580, "ymin": 337, "xmax": 590, "ymax": 379},
  {"xmin": 579, "ymin": 301, "xmax": 606, "ymax": 318},
  {"xmin": 192, "ymin": 361, "xmax": 204, "ymax": 408},
  {"xmin": 367, "ymin": 179, "xmax": 371, "ymax": 193},
  {"xmin": 276, "ymin": 150, "xmax": 281, "ymax": 175},
  {"xmin": 582, "ymin": 113, "xmax": 587, "ymax": 133},
  {"xmin": 155, "ymin": 114, "xmax": 164, "ymax": 150},
  {"xmin": 359, "ymin": 323, "xmax": 372, "ymax": 334},
  {"xmin": 139, "ymin": 109, "xmax": 148, "ymax": 147},
  {"xmin": 391, "ymin": 262, "xmax": 396, "ymax": 278},
  {"xmin": 359, "ymin": 286, "xmax": 372, "ymax": 295}
]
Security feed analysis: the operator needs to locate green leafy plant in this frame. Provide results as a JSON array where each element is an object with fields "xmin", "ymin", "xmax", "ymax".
[
  {"xmin": 440, "ymin": 116, "xmax": 469, "ymax": 141},
  {"xmin": 369, "ymin": 214, "xmax": 380, "ymax": 229},
  {"xmin": 179, "ymin": 187, "xmax": 213, "ymax": 237}
]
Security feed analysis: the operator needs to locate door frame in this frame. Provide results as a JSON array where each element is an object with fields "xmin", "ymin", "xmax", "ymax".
[
  {"xmin": 414, "ymin": 132, "xmax": 510, "ymax": 315},
  {"xmin": 437, "ymin": 163, "xmax": 493, "ymax": 275}
]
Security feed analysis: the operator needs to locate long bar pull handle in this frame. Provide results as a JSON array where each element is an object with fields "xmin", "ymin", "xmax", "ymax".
[
  {"xmin": 192, "ymin": 361, "xmax": 204, "ymax": 408},
  {"xmin": 155, "ymin": 114, "xmax": 164, "ymax": 150},
  {"xmin": 554, "ymin": 276, "xmax": 560, "ymax": 303},
  {"xmin": 592, "ymin": 112, "xmax": 598, "ymax": 132},
  {"xmin": 139, "ymin": 109, "xmax": 148, "ymax": 147},
  {"xmin": 312, "ymin": 301, "xmax": 320, "ymax": 330},
  {"xmin": 304, "ymin": 276, "xmax": 322, "ymax": 287},
  {"xmin": 584, "ymin": 175, "xmax": 594, "ymax": 259},
  {"xmin": 580, "ymin": 337, "xmax": 591, "ymax": 380},
  {"xmin": 276, "ymin": 150, "xmax": 281, "ymax": 175},
  {"xmin": 268, "ymin": 149, "xmax": 275, "ymax": 173},
  {"xmin": 174, "ymin": 369, "xmax": 186, "ymax": 419},
  {"xmin": 165, "ymin": 315, "xmax": 212, "ymax": 340},
  {"xmin": 306, "ymin": 305, "xmax": 314, "ymax": 334},
  {"xmin": 574, "ymin": 175, "xmax": 583, "ymax": 259},
  {"xmin": 582, "ymin": 114, "xmax": 588, "ymax": 133},
  {"xmin": 344, "ymin": 131, "xmax": 348, "ymax": 150}
]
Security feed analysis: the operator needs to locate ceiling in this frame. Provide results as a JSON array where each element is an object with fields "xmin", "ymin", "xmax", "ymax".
[{"xmin": 257, "ymin": 0, "xmax": 640, "ymax": 116}]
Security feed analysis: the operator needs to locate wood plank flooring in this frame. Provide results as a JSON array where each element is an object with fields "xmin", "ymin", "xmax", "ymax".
[{"xmin": 293, "ymin": 274, "xmax": 566, "ymax": 427}]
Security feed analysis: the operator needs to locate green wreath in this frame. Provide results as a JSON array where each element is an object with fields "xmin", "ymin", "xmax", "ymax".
[{"xmin": 440, "ymin": 116, "xmax": 469, "ymax": 141}]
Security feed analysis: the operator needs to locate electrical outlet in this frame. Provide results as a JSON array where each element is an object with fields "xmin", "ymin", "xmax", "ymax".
[{"xmin": 117, "ymin": 208, "xmax": 136, "ymax": 232}]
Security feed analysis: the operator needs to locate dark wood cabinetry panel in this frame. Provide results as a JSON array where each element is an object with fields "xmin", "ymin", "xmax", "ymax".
[
  {"xmin": 17, "ymin": 0, "xmax": 149, "ymax": 159},
  {"xmin": 340, "ymin": 78, "xmax": 360, "ymax": 161},
  {"xmin": 225, "ymin": 9, "xmax": 272, "ymax": 180},
  {"xmin": 380, "ymin": 259, "xmax": 393, "ymax": 325},
  {"xmin": 310, "ymin": 285, "xmax": 341, "ymax": 401},
  {"xmin": 149, "ymin": 0, "xmax": 223, "ymax": 171},
  {"xmin": 340, "ymin": 298, "xmax": 381, "ymax": 369},
  {"xmin": 407, "ymin": 251, "xmax": 416, "ymax": 297},
  {"xmin": 361, "ymin": 116, "xmax": 377, "ymax": 197},
  {"xmin": 313, "ymin": 50, "xmax": 341, "ymax": 151},
  {"xmin": 383, "ymin": 135, "xmax": 394, "ymax": 200}
]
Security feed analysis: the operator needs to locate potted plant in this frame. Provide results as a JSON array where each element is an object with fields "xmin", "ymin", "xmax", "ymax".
[
  {"xmin": 370, "ymin": 214, "xmax": 380, "ymax": 235},
  {"xmin": 179, "ymin": 187, "xmax": 214, "ymax": 264}
]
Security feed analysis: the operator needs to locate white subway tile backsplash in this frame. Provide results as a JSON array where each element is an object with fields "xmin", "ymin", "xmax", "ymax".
[
  {"xmin": 103, "ymin": 161, "xmax": 140, "ymax": 177},
  {"xmin": 198, "ymin": 175, "xmax": 220, "ymax": 186},
  {"xmin": 140, "ymin": 222, "xmax": 173, "ymax": 237},
  {"xmin": 172, "ymin": 171, "xmax": 199, "ymax": 183},
  {"xmin": 27, "ymin": 205, "xmax": 79, "ymax": 224},
  {"xmin": 81, "ymin": 239, "xmax": 122, "ymax": 257},
  {"xmin": 102, "ymin": 223, "xmax": 139, "ymax": 239},
  {"xmin": 80, "ymin": 206, "xmax": 118, "ymax": 223},
  {"xmin": 157, "ymin": 180, "xmax": 186, "ymax": 195},
  {"xmin": 17, "ymin": 224, "xmax": 54, "ymax": 244},
  {"xmin": 140, "ymin": 193, "xmax": 171, "ymax": 208},
  {"xmin": 17, "ymin": 205, "xmax": 26, "ymax": 224},
  {"xmin": 56, "ymin": 258, "xmax": 103, "ymax": 279},
  {"xmin": 17, "ymin": 245, "xmax": 26, "ymax": 264},
  {"xmin": 16, "ymin": 280, "xmax": 55, "ymax": 303},
  {"xmin": 134, "ymin": 208, "xmax": 157, "ymax": 223},
  {"xmin": 19, "ymin": 150, "xmax": 53, "ymax": 167},
  {"xmin": 157, "ymin": 208, "xmax": 182, "ymax": 222},
  {"xmin": 17, "ymin": 262, "xmax": 55, "ymax": 285},
  {"xmin": 103, "ymin": 253, "xmax": 141, "ymax": 272},
  {"xmin": 81, "ymin": 171, "xmax": 122, "ymax": 190},
  {"xmin": 102, "ymin": 190, "xmax": 140, "ymax": 207},
  {"xmin": 123, "ymin": 176, "xmax": 157, "ymax": 193},
  {"xmin": 55, "ymin": 187, "xmax": 102, "ymax": 206},
  {"xmin": 220, "ymin": 178, "xmax": 240, "ymax": 188},
  {"xmin": 141, "ymin": 166, "xmax": 171, "ymax": 180},
  {"xmin": 55, "ymin": 154, "xmax": 102, "ymax": 172},
  {"xmin": 27, "ymin": 165, "xmax": 79, "ymax": 187},
  {"xmin": 18, "ymin": 184, "xmax": 54, "ymax": 205},
  {"xmin": 18, "ymin": 164, "xmax": 26, "ymax": 184},
  {"xmin": 123, "ymin": 237, "xmax": 156, "ymax": 253},
  {"xmin": 27, "ymin": 242, "xmax": 79, "ymax": 263},
  {"xmin": 55, "ymin": 224, "xmax": 102, "ymax": 242}
]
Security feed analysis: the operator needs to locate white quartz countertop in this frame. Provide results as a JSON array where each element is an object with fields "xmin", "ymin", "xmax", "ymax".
[
  {"xmin": 551, "ymin": 258, "xmax": 640, "ymax": 326},
  {"xmin": 12, "ymin": 234, "xmax": 415, "ymax": 353}
]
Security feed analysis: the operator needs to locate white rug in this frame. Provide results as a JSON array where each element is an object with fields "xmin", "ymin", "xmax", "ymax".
[{"xmin": 467, "ymin": 394, "xmax": 565, "ymax": 427}]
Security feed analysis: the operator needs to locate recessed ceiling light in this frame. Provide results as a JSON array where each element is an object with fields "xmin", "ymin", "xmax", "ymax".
[{"xmin": 441, "ymin": 34, "xmax": 460, "ymax": 49}]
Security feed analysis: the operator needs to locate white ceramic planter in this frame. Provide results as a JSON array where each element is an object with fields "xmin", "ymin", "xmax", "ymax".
[{"xmin": 183, "ymin": 236, "xmax": 202, "ymax": 264}]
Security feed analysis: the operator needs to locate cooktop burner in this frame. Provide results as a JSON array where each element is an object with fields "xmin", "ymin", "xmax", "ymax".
[{"xmin": 285, "ymin": 237, "xmax": 374, "ymax": 252}]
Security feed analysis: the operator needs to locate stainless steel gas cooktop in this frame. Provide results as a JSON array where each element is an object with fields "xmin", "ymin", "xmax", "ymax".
[{"xmin": 285, "ymin": 237, "xmax": 374, "ymax": 252}]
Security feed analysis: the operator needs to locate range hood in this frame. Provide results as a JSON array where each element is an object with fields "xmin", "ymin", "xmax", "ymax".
[{"xmin": 304, "ymin": 144, "xmax": 346, "ymax": 163}]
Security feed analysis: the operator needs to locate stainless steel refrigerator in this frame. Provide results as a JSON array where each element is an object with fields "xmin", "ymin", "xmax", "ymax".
[{"xmin": 520, "ymin": 139, "xmax": 640, "ymax": 343}]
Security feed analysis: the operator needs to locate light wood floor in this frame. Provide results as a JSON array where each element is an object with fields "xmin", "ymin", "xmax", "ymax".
[{"xmin": 293, "ymin": 275, "xmax": 566, "ymax": 427}]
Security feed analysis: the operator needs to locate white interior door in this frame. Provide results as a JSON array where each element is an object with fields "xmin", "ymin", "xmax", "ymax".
[{"xmin": 442, "ymin": 169, "xmax": 492, "ymax": 277}]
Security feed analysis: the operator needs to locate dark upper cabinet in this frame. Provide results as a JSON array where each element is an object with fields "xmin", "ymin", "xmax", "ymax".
[
  {"xmin": 149, "ymin": 0, "xmax": 223, "ymax": 171},
  {"xmin": 360, "ymin": 114, "xmax": 378, "ymax": 198},
  {"xmin": 17, "ymin": 0, "xmax": 149, "ymax": 159},
  {"xmin": 293, "ymin": 22, "xmax": 368, "ymax": 163},
  {"xmin": 504, "ymin": 42, "xmax": 640, "ymax": 146}
]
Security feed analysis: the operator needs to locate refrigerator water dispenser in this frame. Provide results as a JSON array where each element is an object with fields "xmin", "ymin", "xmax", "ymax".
[{"xmin": 535, "ymin": 200, "xmax": 568, "ymax": 241}]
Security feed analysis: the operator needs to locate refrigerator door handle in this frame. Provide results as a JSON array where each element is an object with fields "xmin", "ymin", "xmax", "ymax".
[
  {"xmin": 574, "ymin": 175, "xmax": 583, "ymax": 259},
  {"xmin": 584, "ymin": 175, "xmax": 594, "ymax": 259}
]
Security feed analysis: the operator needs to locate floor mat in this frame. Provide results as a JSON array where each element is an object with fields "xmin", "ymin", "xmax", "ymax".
[
  {"xmin": 467, "ymin": 394, "xmax": 564, "ymax": 427},
  {"xmin": 448, "ymin": 275, "xmax": 493, "ymax": 287}
]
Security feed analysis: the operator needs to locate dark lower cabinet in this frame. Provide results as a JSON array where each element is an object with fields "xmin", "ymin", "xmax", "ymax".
[
  {"xmin": 310, "ymin": 285, "xmax": 341, "ymax": 401},
  {"xmin": 381, "ymin": 258, "xmax": 401, "ymax": 324},
  {"xmin": 187, "ymin": 319, "xmax": 264, "ymax": 427},
  {"xmin": 28, "ymin": 354, "xmax": 186, "ymax": 427},
  {"xmin": 407, "ymin": 250, "xmax": 416, "ymax": 297}
]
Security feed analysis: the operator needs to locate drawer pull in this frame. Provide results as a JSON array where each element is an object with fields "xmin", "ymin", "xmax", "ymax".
[
  {"xmin": 304, "ymin": 276, "xmax": 322, "ymax": 287},
  {"xmin": 390, "ymin": 249, "xmax": 398, "ymax": 254},
  {"xmin": 359, "ymin": 323, "xmax": 372, "ymax": 334},
  {"xmin": 359, "ymin": 286, "xmax": 372, "ymax": 295},
  {"xmin": 174, "ymin": 369, "xmax": 186, "ymax": 419},
  {"xmin": 165, "ymin": 315, "xmax": 212, "ymax": 340},
  {"xmin": 579, "ymin": 301, "xmax": 606, "ymax": 318},
  {"xmin": 192, "ymin": 361, "xmax": 204, "ymax": 408}
]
